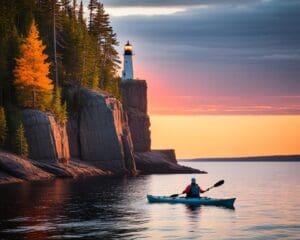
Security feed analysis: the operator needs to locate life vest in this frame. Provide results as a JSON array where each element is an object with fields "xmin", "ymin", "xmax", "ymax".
[{"xmin": 188, "ymin": 184, "xmax": 200, "ymax": 197}]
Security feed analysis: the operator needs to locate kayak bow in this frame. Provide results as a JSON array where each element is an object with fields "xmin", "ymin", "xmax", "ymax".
[{"xmin": 147, "ymin": 195, "xmax": 236, "ymax": 209}]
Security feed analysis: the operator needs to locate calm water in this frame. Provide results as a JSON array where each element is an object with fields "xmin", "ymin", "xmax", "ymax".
[{"xmin": 0, "ymin": 162, "xmax": 300, "ymax": 239}]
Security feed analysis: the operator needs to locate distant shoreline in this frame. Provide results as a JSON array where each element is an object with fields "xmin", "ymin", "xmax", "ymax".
[{"xmin": 179, "ymin": 155, "xmax": 300, "ymax": 162}]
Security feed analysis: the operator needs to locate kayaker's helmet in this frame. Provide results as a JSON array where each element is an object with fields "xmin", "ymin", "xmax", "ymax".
[{"xmin": 191, "ymin": 178, "xmax": 196, "ymax": 184}]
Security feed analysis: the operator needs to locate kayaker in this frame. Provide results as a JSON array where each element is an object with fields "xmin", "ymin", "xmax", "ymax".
[{"xmin": 182, "ymin": 178, "xmax": 206, "ymax": 198}]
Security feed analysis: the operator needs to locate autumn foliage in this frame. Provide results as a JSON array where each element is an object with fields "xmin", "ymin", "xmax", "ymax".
[{"xmin": 14, "ymin": 21, "xmax": 53, "ymax": 109}]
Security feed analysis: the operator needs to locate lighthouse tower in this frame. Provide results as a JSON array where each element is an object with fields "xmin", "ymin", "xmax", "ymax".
[{"xmin": 122, "ymin": 41, "xmax": 134, "ymax": 81}]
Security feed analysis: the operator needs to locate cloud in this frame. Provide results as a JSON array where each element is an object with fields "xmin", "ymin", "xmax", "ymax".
[
  {"xmin": 258, "ymin": 54, "xmax": 300, "ymax": 61},
  {"xmin": 100, "ymin": 0, "xmax": 265, "ymax": 17},
  {"xmin": 100, "ymin": 0, "xmax": 264, "ymax": 7},
  {"xmin": 106, "ymin": 0, "xmax": 300, "ymax": 114},
  {"xmin": 148, "ymin": 95, "xmax": 300, "ymax": 115},
  {"xmin": 112, "ymin": 0, "xmax": 300, "ymax": 61},
  {"xmin": 106, "ymin": 6, "xmax": 188, "ymax": 17}
]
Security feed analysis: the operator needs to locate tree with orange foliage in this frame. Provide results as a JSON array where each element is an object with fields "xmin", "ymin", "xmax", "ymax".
[{"xmin": 14, "ymin": 20, "xmax": 53, "ymax": 110}]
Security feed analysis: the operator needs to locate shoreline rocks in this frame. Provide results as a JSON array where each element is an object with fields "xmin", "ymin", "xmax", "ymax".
[
  {"xmin": 0, "ymin": 150, "xmax": 53, "ymax": 184},
  {"xmin": 135, "ymin": 150, "xmax": 206, "ymax": 174},
  {"xmin": 0, "ymin": 148, "xmax": 205, "ymax": 185},
  {"xmin": 0, "ymin": 150, "xmax": 110, "ymax": 184}
]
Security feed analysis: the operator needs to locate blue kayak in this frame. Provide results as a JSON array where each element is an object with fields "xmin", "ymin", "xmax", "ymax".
[{"xmin": 147, "ymin": 195, "xmax": 236, "ymax": 208}]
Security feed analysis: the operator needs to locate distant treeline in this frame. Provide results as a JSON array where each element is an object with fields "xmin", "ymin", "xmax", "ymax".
[
  {"xmin": 0, "ymin": 0, "xmax": 121, "ymax": 156},
  {"xmin": 181, "ymin": 155, "xmax": 300, "ymax": 162}
]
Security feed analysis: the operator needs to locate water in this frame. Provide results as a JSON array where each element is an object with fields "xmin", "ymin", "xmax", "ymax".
[{"xmin": 0, "ymin": 161, "xmax": 300, "ymax": 239}]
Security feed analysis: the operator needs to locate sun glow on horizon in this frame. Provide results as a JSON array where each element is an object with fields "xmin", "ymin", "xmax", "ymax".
[{"xmin": 150, "ymin": 115, "xmax": 300, "ymax": 159}]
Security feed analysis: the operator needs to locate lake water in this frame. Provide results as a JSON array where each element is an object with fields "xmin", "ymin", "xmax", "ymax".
[{"xmin": 0, "ymin": 161, "xmax": 300, "ymax": 239}]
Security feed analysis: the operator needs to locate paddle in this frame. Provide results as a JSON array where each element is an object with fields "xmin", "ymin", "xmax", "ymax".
[
  {"xmin": 204, "ymin": 179, "xmax": 224, "ymax": 192},
  {"xmin": 170, "ymin": 179, "xmax": 225, "ymax": 198}
]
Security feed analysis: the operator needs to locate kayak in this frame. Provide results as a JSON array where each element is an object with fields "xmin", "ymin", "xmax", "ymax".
[{"xmin": 147, "ymin": 195, "xmax": 236, "ymax": 208}]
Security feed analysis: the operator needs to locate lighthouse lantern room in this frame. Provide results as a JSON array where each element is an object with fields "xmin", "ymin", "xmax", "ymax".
[{"xmin": 122, "ymin": 41, "xmax": 134, "ymax": 81}]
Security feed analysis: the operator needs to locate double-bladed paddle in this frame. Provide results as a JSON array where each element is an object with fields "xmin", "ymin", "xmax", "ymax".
[{"xmin": 170, "ymin": 179, "xmax": 225, "ymax": 198}]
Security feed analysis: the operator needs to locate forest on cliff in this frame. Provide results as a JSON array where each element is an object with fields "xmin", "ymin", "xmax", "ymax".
[{"xmin": 0, "ymin": 0, "xmax": 121, "ymax": 156}]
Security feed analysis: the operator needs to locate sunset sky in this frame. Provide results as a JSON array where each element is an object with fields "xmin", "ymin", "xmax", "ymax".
[
  {"xmin": 98, "ymin": 0, "xmax": 300, "ymax": 115},
  {"xmin": 84, "ymin": 0, "xmax": 300, "ymax": 157}
]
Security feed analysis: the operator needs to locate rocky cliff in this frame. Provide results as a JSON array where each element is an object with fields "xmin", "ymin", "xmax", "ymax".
[
  {"xmin": 67, "ymin": 88, "xmax": 136, "ymax": 174},
  {"xmin": 22, "ymin": 109, "xmax": 70, "ymax": 163},
  {"xmin": 121, "ymin": 80, "xmax": 151, "ymax": 152},
  {"xmin": 0, "ymin": 81, "xmax": 202, "ymax": 185},
  {"xmin": 121, "ymin": 80, "xmax": 201, "ymax": 174},
  {"xmin": 18, "ymin": 109, "xmax": 109, "ymax": 180}
]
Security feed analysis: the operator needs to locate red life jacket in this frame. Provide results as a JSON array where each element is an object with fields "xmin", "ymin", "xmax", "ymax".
[{"xmin": 185, "ymin": 184, "xmax": 200, "ymax": 198}]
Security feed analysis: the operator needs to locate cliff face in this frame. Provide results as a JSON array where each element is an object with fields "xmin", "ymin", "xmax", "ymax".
[
  {"xmin": 3, "ymin": 81, "xmax": 200, "ymax": 182},
  {"xmin": 121, "ymin": 80, "xmax": 202, "ymax": 174},
  {"xmin": 20, "ymin": 89, "xmax": 137, "ymax": 175},
  {"xmin": 121, "ymin": 80, "xmax": 151, "ymax": 152},
  {"xmin": 22, "ymin": 109, "xmax": 70, "ymax": 163},
  {"xmin": 67, "ymin": 88, "xmax": 136, "ymax": 174}
]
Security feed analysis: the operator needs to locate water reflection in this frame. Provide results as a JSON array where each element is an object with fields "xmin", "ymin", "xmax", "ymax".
[
  {"xmin": 0, "ymin": 176, "xmax": 151, "ymax": 239},
  {"xmin": 0, "ymin": 162, "xmax": 300, "ymax": 239},
  {"xmin": 185, "ymin": 204, "xmax": 202, "ymax": 213}
]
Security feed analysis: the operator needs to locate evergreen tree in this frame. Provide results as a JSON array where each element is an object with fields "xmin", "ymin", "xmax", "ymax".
[
  {"xmin": 13, "ymin": 21, "xmax": 54, "ymax": 110},
  {"xmin": 52, "ymin": 87, "xmax": 67, "ymax": 124},
  {"xmin": 105, "ymin": 76, "xmax": 122, "ymax": 101},
  {"xmin": 89, "ymin": 2, "xmax": 120, "ymax": 93},
  {"xmin": 101, "ymin": 26, "xmax": 121, "ymax": 91},
  {"xmin": 88, "ymin": 0, "xmax": 98, "ymax": 31},
  {"xmin": 78, "ymin": 1, "xmax": 84, "ymax": 24},
  {"xmin": 0, "ymin": 107, "xmax": 7, "ymax": 148},
  {"xmin": 61, "ymin": 12, "xmax": 99, "ymax": 89},
  {"xmin": 2, "ymin": 0, "xmax": 121, "ymax": 109},
  {"xmin": 34, "ymin": 0, "xmax": 70, "ymax": 88},
  {"xmin": 72, "ymin": 0, "xmax": 77, "ymax": 19},
  {"xmin": 14, "ymin": 123, "xmax": 29, "ymax": 157},
  {"xmin": 0, "ymin": 0, "xmax": 21, "ymax": 105}
]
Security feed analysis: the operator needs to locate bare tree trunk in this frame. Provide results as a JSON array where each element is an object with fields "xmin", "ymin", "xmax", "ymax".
[
  {"xmin": 33, "ymin": 89, "xmax": 36, "ymax": 109},
  {"xmin": 0, "ymin": 88, "xmax": 3, "ymax": 106},
  {"xmin": 53, "ymin": 0, "xmax": 59, "ymax": 88}
]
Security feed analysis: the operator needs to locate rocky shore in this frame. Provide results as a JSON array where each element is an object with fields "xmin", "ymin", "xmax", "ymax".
[{"xmin": 0, "ymin": 80, "xmax": 203, "ymax": 184}]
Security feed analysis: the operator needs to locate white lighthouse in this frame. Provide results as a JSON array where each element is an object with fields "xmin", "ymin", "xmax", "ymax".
[{"xmin": 122, "ymin": 41, "xmax": 134, "ymax": 81}]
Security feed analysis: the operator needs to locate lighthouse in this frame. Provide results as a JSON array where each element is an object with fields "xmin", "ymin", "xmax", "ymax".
[{"xmin": 122, "ymin": 41, "xmax": 134, "ymax": 81}]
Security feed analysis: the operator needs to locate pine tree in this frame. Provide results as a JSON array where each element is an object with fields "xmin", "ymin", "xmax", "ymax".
[
  {"xmin": 14, "ymin": 123, "xmax": 29, "ymax": 157},
  {"xmin": 52, "ymin": 87, "xmax": 67, "ymax": 124},
  {"xmin": 2, "ymin": 0, "xmax": 122, "ymax": 111},
  {"xmin": 0, "ymin": 0, "xmax": 21, "ymax": 105},
  {"xmin": 34, "ymin": 0, "xmax": 70, "ymax": 88},
  {"xmin": 102, "ymin": 27, "xmax": 121, "ymax": 91},
  {"xmin": 0, "ymin": 107, "xmax": 7, "ymax": 148},
  {"xmin": 88, "ymin": 0, "xmax": 98, "ymax": 31},
  {"xmin": 78, "ymin": 1, "xmax": 84, "ymax": 24},
  {"xmin": 61, "ymin": 13, "xmax": 99, "ymax": 89},
  {"xmin": 72, "ymin": 0, "xmax": 77, "ymax": 19},
  {"xmin": 13, "ymin": 20, "xmax": 54, "ymax": 110},
  {"xmin": 89, "ymin": 2, "xmax": 120, "ymax": 93}
]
